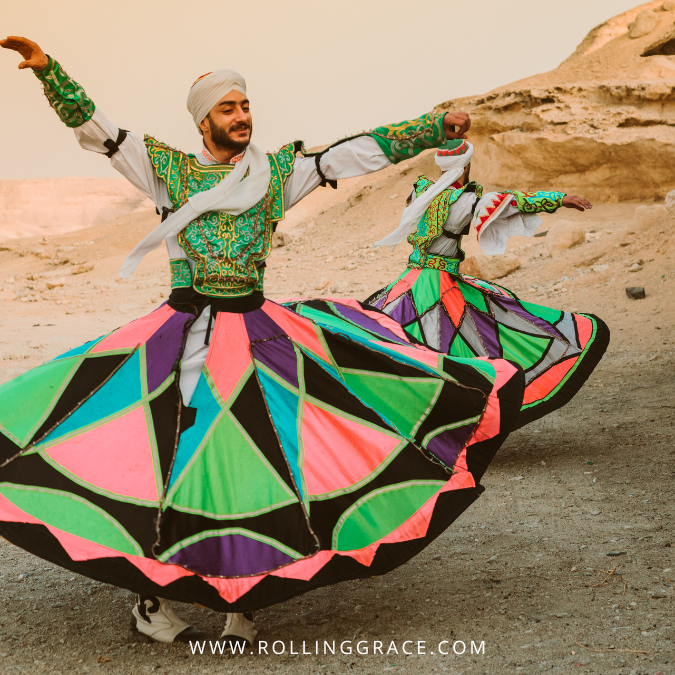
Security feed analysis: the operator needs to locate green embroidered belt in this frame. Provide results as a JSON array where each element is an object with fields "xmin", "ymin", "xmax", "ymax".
[{"xmin": 409, "ymin": 254, "xmax": 460, "ymax": 275}]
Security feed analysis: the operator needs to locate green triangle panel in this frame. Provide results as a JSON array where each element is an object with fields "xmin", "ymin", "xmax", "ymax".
[
  {"xmin": 449, "ymin": 332, "xmax": 476, "ymax": 359},
  {"xmin": 341, "ymin": 372, "xmax": 440, "ymax": 438},
  {"xmin": 0, "ymin": 357, "xmax": 80, "ymax": 446},
  {"xmin": 0, "ymin": 484, "xmax": 140, "ymax": 555},
  {"xmin": 404, "ymin": 321, "xmax": 424, "ymax": 343},
  {"xmin": 519, "ymin": 300, "xmax": 563, "ymax": 325},
  {"xmin": 497, "ymin": 323, "xmax": 552, "ymax": 370},
  {"xmin": 457, "ymin": 279, "xmax": 488, "ymax": 313},
  {"xmin": 333, "ymin": 481, "xmax": 444, "ymax": 550},
  {"xmin": 410, "ymin": 269, "xmax": 440, "ymax": 315},
  {"xmin": 170, "ymin": 411, "xmax": 295, "ymax": 517}
]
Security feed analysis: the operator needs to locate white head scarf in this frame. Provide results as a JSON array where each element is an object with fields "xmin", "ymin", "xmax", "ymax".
[
  {"xmin": 374, "ymin": 140, "xmax": 474, "ymax": 248},
  {"xmin": 119, "ymin": 69, "xmax": 272, "ymax": 279},
  {"xmin": 187, "ymin": 69, "xmax": 247, "ymax": 129}
]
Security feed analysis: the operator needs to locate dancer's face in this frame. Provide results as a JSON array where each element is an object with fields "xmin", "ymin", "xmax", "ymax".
[{"xmin": 200, "ymin": 90, "xmax": 253, "ymax": 154}]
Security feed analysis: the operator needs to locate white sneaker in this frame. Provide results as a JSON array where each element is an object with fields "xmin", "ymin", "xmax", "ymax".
[
  {"xmin": 219, "ymin": 612, "xmax": 257, "ymax": 652},
  {"xmin": 130, "ymin": 595, "xmax": 206, "ymax": 644}
]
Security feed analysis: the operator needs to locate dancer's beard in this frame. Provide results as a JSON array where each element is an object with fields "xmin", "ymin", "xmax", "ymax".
[{"xmin": 207, "ymin": 115, "xmax": 252, "ymax": 154}]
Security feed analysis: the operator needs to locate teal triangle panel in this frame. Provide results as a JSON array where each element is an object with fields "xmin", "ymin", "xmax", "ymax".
[
  {"xmin": 257, "ymin": 369, "xmax": 303, "ymax": 500},
  {"xmin": 169, "ymin": 372, "xmax": 223, "ymax": 488},
  {"xmin": 39, "ymin": 350, "xmax": 143, "ymax": 444}
]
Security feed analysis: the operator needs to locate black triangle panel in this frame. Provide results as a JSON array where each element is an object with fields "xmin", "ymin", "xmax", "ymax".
[
  {"xmin": 30, "ymin": 353, "xmax": 130, "ymax": 445},
  {"xmin": 301, "ymin": 353, "xmax": 393, "ymax": 431}
]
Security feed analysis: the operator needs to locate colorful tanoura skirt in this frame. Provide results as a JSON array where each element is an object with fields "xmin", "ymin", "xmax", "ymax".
[
  {"xmin": 364, "ymin": 268, "xmax": 610, "ymax": 428},
  {"xmin": 0, "ymin": 297, "xmax": 523, "ymax": 612}
]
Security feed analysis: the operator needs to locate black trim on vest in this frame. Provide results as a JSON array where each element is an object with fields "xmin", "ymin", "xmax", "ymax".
[{"xmin": 103, "ymin": 129, "xmax": 129, "ymax": 158}]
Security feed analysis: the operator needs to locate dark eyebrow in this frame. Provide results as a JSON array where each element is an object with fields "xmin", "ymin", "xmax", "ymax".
[{"xmin": 216, "ymin": 99, "xmax": 250, "ymax": 108}]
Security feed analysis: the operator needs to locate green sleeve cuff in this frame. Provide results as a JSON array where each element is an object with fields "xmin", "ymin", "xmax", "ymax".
[
  {"xmin": 509, "ymin": 190, "xmax": 566, "ymax": 214},
  {"xmin": 33, "ymin": 56, "xmax": 95, "ymax": 128},
  {"xmin": 368, "ymin": 111, "xmax": 447, "ymax": 164}
]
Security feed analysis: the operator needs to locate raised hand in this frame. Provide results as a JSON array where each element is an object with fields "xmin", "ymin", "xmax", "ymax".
[
  {"xmin": 443, "ymin": 111, "xmax": 471, "ymax": 140},
  {"xmin": 0, "ymin": 36, "xmax": 49, "ymax": 71},
  {"xmin": 562, "ymin": 195, "xmax": 593, "ymax": 212}
]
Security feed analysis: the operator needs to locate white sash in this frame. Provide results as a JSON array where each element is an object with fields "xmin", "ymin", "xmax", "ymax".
[{"xmin": 119, "ymin": 143, "xmax": 271, "ymax": 277}]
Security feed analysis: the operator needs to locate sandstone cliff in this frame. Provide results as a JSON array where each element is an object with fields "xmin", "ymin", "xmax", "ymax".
[{"xmin": 437, "ymin": 0, "xmax": 675, "ymax": 201}]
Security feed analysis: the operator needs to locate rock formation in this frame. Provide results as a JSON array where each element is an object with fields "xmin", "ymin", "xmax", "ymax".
[
  {"xmin": 544, "ymin": 220, "xmax": 586, "ymax": 257},
  {"xmin": 437, "ymin": 1, "xmax": 675, "ymax": 202}
]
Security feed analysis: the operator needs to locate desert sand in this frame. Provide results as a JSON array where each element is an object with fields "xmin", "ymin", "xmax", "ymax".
[{"xmin": 0, "ymin": 3, "xmax": 674, "ymax": 674}]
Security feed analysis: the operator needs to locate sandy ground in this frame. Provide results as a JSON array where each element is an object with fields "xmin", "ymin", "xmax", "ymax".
[{"xmin": 0, "ymin": 153, "xmax": 674, "ymax": 674}]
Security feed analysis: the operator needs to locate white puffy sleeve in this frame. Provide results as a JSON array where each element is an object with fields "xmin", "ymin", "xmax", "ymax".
[
  {"xmin": 474, "ymin": 192, "xmax": 542, "ymax": 256},
  {"xmin": 283, "ymin": 136, "xmax": 391, "ymax": 208},
  {"xmin": 73, "ymin": 109, "xmax": 172, "ymax": 210}
]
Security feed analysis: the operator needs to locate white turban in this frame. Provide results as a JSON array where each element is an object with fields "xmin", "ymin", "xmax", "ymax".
[
  {"xmin": 119, "ymin": 68, "xmax": 273, "ymax": 278},
  {"xmin": 187, "ymin": 69, "xmax": 247, "ymax": 129},
  {"xmin": 374, "ymin": 140, "xmax": 474, "ymax": 249}
]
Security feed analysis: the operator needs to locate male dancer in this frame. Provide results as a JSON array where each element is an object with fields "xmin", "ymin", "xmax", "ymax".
[{"xmin": 2, "ymin": 36, "xmax": 474, "ymax": 648}]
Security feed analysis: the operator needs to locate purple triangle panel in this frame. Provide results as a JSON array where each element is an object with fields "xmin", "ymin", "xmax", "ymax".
[
  {"xmin": 332, "ymin": 303, "xmax": 408, "ymax": 345},
  {"xmin": 439, "ymin": 305, "xmax": 456, "ymax": 353},
  {"xmin": 146, "ymin": 311, "xmax": 193, "ymax": 393},
  {"xmin": 243, "ymin": 306, "xmax": 286, "ymax": 342},
  {"xmin": 167, "ymin": 533, "xmax": 294, "ymax": 576},
  {"xmin": 387, "ymin": 293, "xmax": 418, "ymax": 326},
  {"xmin": 425, "ymin": 423, "xmax": 476, "ymax": 469},
  {"xmin": 494, "ymin": 296, "xmax": 564, "ymax": 341},
  {"xmin": 470, "ymin": 307, "xmax": 501, "ymax": 359},
  {"xmin": 251, "ymin": 336, "xmax": 299, "ymax": 388}
]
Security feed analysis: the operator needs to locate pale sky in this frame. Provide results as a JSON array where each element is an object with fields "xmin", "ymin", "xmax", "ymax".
[{"xmin": 1, "ymin": 0, "xmax": 641, "ymax": 179}]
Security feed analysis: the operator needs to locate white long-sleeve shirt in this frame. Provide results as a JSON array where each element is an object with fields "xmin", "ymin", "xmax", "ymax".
[
  {"xmin": 74, "ymin": 108, "xmax": 391, "ymax": 263},
  {"xmin": 72, "ymin": 108, "xmax": 396, "ymax": 404}
]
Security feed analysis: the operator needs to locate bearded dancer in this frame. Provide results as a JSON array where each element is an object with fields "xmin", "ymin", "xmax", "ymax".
[
  {"xmin": 360, "ymin": 139, "xmax": 610, "ymax": 427},
  {"xmin": 0, "ymin": 37, "xmax": 526, "ymax": 650}
]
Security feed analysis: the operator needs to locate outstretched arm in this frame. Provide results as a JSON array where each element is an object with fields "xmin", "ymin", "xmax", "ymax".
[
  {"xmin": 1, "ymin": 36, "xmax": 169, "ymax": 209},
  {"xmin": 284, "ymin": 110, "xmax": 471, "ymax": 208},
  {"xmin": 474, "ymin": 190, "xmax": 592, "ymax": 256},
  {"xmin": 508, "ymin": 190, "xmax": 592, "ymax": 214},
  {"xmin": 369, "ymin": 110, "xmax": 469, "ymax": 164}
]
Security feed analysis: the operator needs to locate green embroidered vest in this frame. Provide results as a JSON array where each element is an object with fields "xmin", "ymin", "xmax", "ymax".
[
  {"xmin": 145, "ymin": 137, "xmax": 296, "ymax": 298},
  {"xmin": 407, "ymin": 177, "xmax": 483, "ymax": 275}
]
